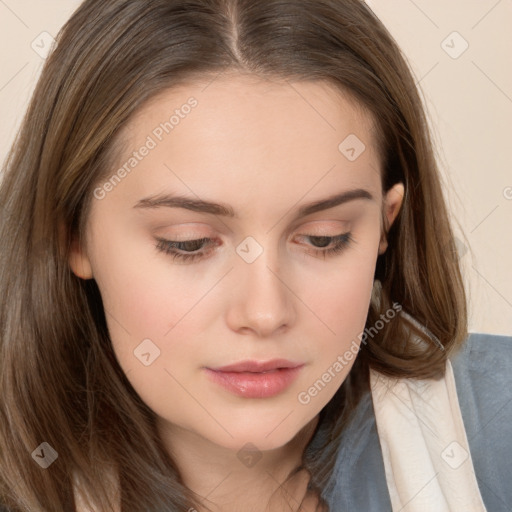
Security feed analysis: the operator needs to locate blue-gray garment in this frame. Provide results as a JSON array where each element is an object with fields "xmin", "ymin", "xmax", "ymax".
[{"xmin": 319, "ymin": 332, "xmax": 512, "ymax": 511}]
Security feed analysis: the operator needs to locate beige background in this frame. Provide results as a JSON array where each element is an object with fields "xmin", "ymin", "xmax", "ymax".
[{"xmin": 0, "ymin": 0, "xmax": 510, "ymax": 335}]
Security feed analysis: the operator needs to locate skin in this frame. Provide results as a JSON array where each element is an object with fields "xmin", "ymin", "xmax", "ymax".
[{"xmin": 69, "ymin": 73, "xmax": 404, "ymax": 511}]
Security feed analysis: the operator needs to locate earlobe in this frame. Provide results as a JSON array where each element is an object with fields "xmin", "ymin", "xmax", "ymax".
[
  {"xmin": 378, "ymin": 182, "xmax": 405, "ymax": 255},
  {"xmin": 68, "ymin": 237, "xmax": 94, "ymax": 280}
]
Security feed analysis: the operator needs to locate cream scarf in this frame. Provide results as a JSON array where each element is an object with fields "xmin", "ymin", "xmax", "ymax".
[{"xmin": 370, "ymin": 359, "xmax": 487, "ymax": 511}]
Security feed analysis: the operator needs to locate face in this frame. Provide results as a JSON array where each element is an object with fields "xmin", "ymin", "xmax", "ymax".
[{"xmin": 69, "ymin": 74, "xmax": 403, "ymax": 454}]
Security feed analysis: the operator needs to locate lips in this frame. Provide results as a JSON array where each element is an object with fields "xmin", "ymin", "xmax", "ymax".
[
  {"xmin": 210, "ymin": 358, "xmax": 302, "ymax": 373},
  {"xmin": 204, "ymin": 359, "xmax": 304, "ymax": 398}
]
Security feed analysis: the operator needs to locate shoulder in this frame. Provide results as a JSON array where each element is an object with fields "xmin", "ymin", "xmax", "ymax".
[
  {"xmin": 450, "ymin": 331, "xmax": 512, "ymax": 417},
  {"xmin": 320, "ymin": 384, "xmax": 392, "ymax": 509},
  {"xmin": 320, "ymin": 332, "xmax": 512, "ymax": 510},
  {"xmin": 450, "ymin": 332, "xmax": 512, "ymax": 510},
  {"xmin": 450, "ymin": 330, "xmax": 512, "ymax": 366}
]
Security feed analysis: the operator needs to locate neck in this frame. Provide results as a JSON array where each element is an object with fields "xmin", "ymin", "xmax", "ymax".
[{"xmin": 158, "ymin": 415, "xmax": 321, "ymax": 512}]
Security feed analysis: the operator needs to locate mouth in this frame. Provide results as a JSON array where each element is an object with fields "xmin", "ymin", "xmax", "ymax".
[
  {"xmin": 204, "ymin": 359, "xmax": 304, "ymax": 398},
  {"xmin": 208, "ymin": 358, "xmax": 303, "ymax": 373}
]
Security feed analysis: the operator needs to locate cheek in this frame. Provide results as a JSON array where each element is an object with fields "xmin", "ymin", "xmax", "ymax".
[
  {"xmin": 90, "ymin": 221, "xmax": 191, "ymax": 324},
  {"xmin": 89, "ymin": 231, "xmax": 220, "ymax": 386},
  {"xmin": 86, "ymin": 229, "xmax": 174, "ymax": 353},
  {"xmin": 306, "ymin": 239, "xmax": 378, "ymax": 337},
  {"xmin": 293, "ymin": 245, "xmax": 378, "ymax": 411}
]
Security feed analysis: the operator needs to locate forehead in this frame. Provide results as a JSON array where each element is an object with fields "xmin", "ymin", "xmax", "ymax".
[
  {"xmin": 124, "ymin": 73, "xmax": 377, "ymax": 148},
  {"xmin": 103, "ymin": 74, "xmax": 382, "ymax": 214}
]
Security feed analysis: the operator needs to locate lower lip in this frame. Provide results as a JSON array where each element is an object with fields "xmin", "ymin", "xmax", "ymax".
[{"xmin": 204, "ymin": 366, "xmax": 304, "ymax": 398}]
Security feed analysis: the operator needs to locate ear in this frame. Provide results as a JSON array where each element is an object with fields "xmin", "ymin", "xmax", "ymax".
[
  {"xmin": 68, "ymin": 232, "xmax": 94, "ymax": 280},
  {"xmin": 378, "ymin": 182, "xmax": 404, "ymax": 255}
]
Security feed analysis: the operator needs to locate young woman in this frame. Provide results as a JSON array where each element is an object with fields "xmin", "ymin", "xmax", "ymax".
[{"xmin": 1, "ymin": 1, "xmax": 510, "ymax": 511}]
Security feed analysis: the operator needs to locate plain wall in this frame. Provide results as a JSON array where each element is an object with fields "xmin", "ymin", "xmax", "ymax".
[{"xmin": 0, "ymin": 0, "xmax": 510, "ymax": 335}]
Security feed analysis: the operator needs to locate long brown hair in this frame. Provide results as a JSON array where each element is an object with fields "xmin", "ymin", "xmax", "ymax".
[{"xmin": 0, "ymin": 0, "xmax": 467, "ymax": 510}]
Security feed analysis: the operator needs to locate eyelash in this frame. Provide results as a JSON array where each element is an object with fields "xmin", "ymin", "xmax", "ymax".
[{"xmin": 154, "ymin": 233, "xmax": 353, "ymax": 263}]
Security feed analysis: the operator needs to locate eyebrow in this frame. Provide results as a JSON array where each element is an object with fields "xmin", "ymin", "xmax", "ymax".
[{"xmin": 133, "ymin": 188, "xmax": 374, "ymax": 218}]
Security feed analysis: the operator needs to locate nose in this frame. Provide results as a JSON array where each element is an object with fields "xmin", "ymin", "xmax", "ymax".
[{"xmin": 225, "ymin": 245, "xmax": 296, "ymax": 338}]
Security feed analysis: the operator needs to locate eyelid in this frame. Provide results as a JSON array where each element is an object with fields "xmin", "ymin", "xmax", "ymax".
[
  {"xmin": 156, "ymin": 219, "xmax": 350, "ymax": 236},
  {"xmin": 288, "ymin": 221, "xmax": 352, "ymax": 239}
]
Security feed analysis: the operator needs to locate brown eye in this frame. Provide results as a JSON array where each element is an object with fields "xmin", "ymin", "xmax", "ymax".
[
  {"xmin": 297, "ymin": 233, "xmax": 353, "ymax": 259},
  {"xmin": 155, "ymin": 237, "xmax": 215, "ymax": 263}
]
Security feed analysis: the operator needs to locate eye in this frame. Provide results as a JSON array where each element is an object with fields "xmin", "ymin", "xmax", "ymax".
[
  {"xmin": 297, "ymin": 233, "xmax": 353, "ymax": 259},
  {"xmin": 154, "ymin": 232, "xmax": 354, "ymax": 264},
  {"xmin": 154, "ymin": 237, "xmax": 215, "ymax": 263}
]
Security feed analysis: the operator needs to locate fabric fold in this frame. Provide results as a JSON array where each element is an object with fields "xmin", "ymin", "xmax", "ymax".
[{"xmin": 370, "ymin": 359, "xmax": 487, "ymax": 512}]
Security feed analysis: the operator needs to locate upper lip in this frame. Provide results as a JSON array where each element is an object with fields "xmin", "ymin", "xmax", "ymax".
[{"xmin": 209, "ymin": 359, "xmax": 303, "ymax": 373}]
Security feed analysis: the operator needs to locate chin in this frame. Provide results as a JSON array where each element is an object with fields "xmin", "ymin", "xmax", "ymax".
[{"xmin": 218, "ymin": 420, "xmax": 313, "ymax": 454}]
